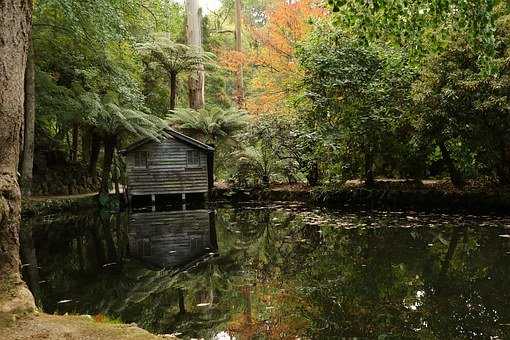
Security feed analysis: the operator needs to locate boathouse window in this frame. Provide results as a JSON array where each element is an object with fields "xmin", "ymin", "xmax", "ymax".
[
  {"xmin": 187, "ymin": 150, "xmax": 201, "ymax": 167},
  {"xmin": 135, "ymin": 151, "xmax": 149, "ymax": 168}
]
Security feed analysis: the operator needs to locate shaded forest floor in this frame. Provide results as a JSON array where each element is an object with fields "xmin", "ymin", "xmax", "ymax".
[
  {"xmin": 218, "ymin": 178, "xmax": 510, "ymax": 193},
  {"xmin": 0, "ymin": 312, "xmax": 176, "ymax": 340},
  {"xmin": 214, "ymin": 179, "xmax": 510, "ymax": 213}
]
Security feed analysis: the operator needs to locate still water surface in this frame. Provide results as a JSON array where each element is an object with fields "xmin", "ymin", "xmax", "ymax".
[{"xmin": 21, "ymin": 203, "xmax": 510, "ymax": 339}]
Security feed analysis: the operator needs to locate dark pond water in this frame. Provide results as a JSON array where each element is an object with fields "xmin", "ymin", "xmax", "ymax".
[{"xmin": 21, "ymin": 203, "xmax": 510, "ymax": 339}]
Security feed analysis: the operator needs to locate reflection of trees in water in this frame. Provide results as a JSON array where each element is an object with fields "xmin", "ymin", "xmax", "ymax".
[
  {"xmin": 20, "ymin": 227, "xmax": 41, "ymax": 307},
  {"xmin": 293, "ymin": 225, "xmax": 510, "ymax": 338},
  {"xmin": 21, "ymin": 210, "xmax": 232, "ymax": 337},
  {"xmin": 212, "ymin": 210, "xmax": 510, "ymax": 338},
  {"xmin": 21, "ymin": 213, "xmax": 130, "ymax": 313},
  {"xmin": 21, "ymin": 208, "xmax": 510, "ymax": 339}
]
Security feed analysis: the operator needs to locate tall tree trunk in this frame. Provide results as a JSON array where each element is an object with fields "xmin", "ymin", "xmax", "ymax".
[
  {"xmin": 0, "ymin": 0, "xmax": 35, "ymax": 313},
  {"xmin": 81, "ymin": 128, "xmax": 91, "ymax": 164},
  {"xmin": 71, "ymin": 121, "xmax": 79, "ymax": 162},
  {"xmin": 364, "ymin": 151, "xmax": 375, "ymax": 187},
  {"xmin": 100, "ymin": 135, "xmax": 116, "ymax": 195},
  {"xmin": 438, "ymin": 140, "xmax": 464, "ymax": 188},
  {"xmin": 234, "ymin": 0, "xmax": 244, "ymax": 107},
  {"xmin": 169, "ymin": 71, "xmax": 177, "ymax": 111},
  {"xmin": 21, "ymin": 39, "xmax": 35, "ymax": 196},
  {"xmin": 186, "ymin": 0, "xmax": 205, "ymax": 110},
  {"xmin": 88, "ymin": 130, "xmax": 101, "ymax": 178}
]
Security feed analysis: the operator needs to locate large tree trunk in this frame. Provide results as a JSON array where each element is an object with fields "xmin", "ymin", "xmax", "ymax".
[
  {"xmin": 364, "ymin": 151, "xmax": 375, "ymax": 187},
  {"xmin": 186, "ymin": 0, "xmax": 205, "ymax": 110},
  {"xmin": 71, "ymin": 121, "xmax": 79, "ymax": 162},
  {"xmin": 169, "ymin": 71, "xmax": 177, "ymax": 111},
  {"xmin": 100, "ymin": 135, "xmax": 116, "ymax": 195},
  {"xmin": 234, "ymin": 0, "xmax": 244, "ymax": 107},
  {"xmin": 88, "ymin": 130, "xmax": 101, "ymax": 178},
  {"xmin": 20, "ymin": 40, "xmax": 35, "ymax": 196},
  {"xmin": 0, "ymin": 0, "xmax": 35, "ymax": 313},
  {"xmin": 438, "ymin": 140, "xmax": 464, "ymax": 188},
  {"xmin": 81, "ymin": 127, "xmax": 91, "ymax": 164}
]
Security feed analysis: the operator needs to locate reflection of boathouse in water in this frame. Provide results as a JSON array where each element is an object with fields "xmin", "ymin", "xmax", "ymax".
[{"xmin": 127, "ymin": 209, "xmax": 217, "ymax": 268}]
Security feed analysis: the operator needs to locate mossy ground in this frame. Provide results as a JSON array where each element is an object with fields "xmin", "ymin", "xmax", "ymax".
[{"xmin": 0, "ymin": 312, "xmax": 176, "ymax": 340}]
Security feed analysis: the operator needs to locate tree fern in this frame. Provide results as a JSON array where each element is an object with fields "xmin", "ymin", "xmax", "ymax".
[{"xmin": 168, "ymin": 106, "xmax": 248, "ymax": 144}]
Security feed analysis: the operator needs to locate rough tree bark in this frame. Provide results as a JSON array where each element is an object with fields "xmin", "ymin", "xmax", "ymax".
[
  {"xmin": 186, "ymin": 0, "xmax": 205, "ymax": 110},
  {"xmin": 234, "ymin": 0, "xmax": 244, "ymax": 107},
  {"xmin": 0, "ymin": 0, "xmax": 35, "ymax": 313},
  {"xmin": 20, "ymin": 40, "xmax": 35, "ymax": 196}
]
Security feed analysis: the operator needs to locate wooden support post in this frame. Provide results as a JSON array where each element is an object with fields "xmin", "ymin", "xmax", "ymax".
[
  {"xmin": 182, "ymin": 193, "xmax": 186, "ymax": 201},
  {"xmin": 151, "ymin": 194, "xmax": 156, "ymax": 211}
]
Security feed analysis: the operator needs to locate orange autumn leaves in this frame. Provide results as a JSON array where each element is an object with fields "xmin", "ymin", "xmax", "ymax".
[{"xmin": 218, "ymin": 0, "xmax": 325, "ymax": 116}]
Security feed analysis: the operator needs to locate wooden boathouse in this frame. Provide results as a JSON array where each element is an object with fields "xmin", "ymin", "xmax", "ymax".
[{"xmin": 120, "ymin": 128, "xmax": 214, "ymax": 204}]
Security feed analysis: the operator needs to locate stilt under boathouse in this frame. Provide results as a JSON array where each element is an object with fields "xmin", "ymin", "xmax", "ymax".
[{"xmin": 120, "ymin": 128, "xmax": 214, "ymax": 206}]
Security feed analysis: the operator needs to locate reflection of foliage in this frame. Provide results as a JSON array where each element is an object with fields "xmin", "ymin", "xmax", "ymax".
[{"xmin": 22, "ymin": 208, "xmax": 510, "ymax": 339}]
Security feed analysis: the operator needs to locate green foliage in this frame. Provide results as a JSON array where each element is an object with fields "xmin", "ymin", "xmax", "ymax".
[
  {"xmin": 137, "ymin": 34, "xmax": 214, "ymax": 75},
  {"xmin": 32, "ymin": 0, "xmax": 186, "ymax": 194},
  {"xmin": 81, "ymin": 93, "xmax": 167, "ymax": 140},
  {"xmin": 30, "ymin": 0, "xmax": 510, "ymax": 190},
  {"xmin": 327, "ymin": 0, "xmax": 500, "ymax": 60},
  {"xmin": 168, "ymin": 106, "xmax": 248, "ymax": 144},
  {"xmin": 298, "ymin": 23, "xmax": 416, "ymax": 183},
  {"xmin": 232, "ymin": 115, "xmax": 323, "ymax": 186},
  {"xmin": 413, "ymin": 34, "xmax": 510, "ymax": 182}
]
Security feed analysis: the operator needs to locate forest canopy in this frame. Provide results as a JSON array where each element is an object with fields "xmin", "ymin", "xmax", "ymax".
[{"xmin": 25, "ymin": 0, "xmax": 510, "ymax": 196}]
